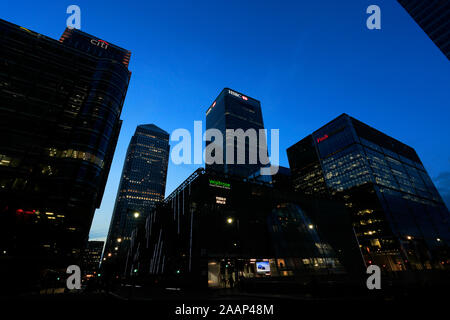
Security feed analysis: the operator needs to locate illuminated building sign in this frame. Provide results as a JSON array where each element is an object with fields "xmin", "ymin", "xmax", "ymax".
[
  {"xmin": 316, "ymin": 134, "xmax": 329, "ymax": 143},
  {"xmin": 59, "ymin": 28, "xmax": 131, "ymax": 66},
  {"xmin": 228, "ymin": 89, "xmax": 249, "ymax": 101},
  {"xmin": 90, "ymin": 39, "xmax": 109, "ymax": 49},
  {"xmin": 209, "ymin": 179, "xmax": 231, "ymax": 189}
]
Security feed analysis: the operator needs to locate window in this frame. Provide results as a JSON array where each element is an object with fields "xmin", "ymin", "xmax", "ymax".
[{"xmin": 215, "ymin": 196, "xmax": 226, "ymax": 204}]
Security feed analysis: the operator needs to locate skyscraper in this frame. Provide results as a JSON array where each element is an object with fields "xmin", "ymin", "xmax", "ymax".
[
  {"xmin": 287, "ymin": 114, "xmax": 450, "ymax": 271},
  {"xmin": 0, "ymin": 19, "xmax": 131, "ymax": 288},
  {"xmin": 398, "ymin": 0, "xmax": 450, "ymax": 60},
  {"xmin": 205, "ymin": 88, "xmax": 267, "ymax": 177},
  {"xmin": 104, "ymin": 124, "xmax": 169, "ymax": 266}
]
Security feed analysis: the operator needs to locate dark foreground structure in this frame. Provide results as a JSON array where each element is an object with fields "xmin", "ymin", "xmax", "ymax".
[
  {"xmin": 122, "ymin": 168, "xmax": 365, "ymax": 290},
  {"xmin": 0, "ymin": 19, "xmax": 131, "ymax": 293},
  {"xmin": 398, "ymin": 0, "xmax": 450, "ymax": 60}
]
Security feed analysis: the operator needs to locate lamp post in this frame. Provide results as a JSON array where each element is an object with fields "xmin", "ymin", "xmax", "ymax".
[
  {"xmin": 225, "ymin": 216, "xmax": 240, "ymax": 288},
  {"xmin": 122, "ymin": 208, "xmax": 142, "ymax": 278}
]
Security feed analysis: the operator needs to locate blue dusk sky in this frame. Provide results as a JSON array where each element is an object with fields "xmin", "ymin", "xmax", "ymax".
[{"xmin": 1, "ymin": 0, "xmax": 449, "ymax": 241}]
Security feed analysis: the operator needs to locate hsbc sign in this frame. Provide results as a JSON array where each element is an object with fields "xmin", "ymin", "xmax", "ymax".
[
  {"xmin": 228, "ymin": 89, "xmax": 248, "ymax": 101},
  {"xmin": 90, "ymin": 39, "xmax": 109, "ymax": 49}
]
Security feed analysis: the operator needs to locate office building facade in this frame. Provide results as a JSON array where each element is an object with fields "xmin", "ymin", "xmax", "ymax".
[
  {"xmin": 81, "ymin": 240, "xmax": 104, "ymax": 276},
  {"xmin": 206, "ymin": 88, "xmax": 267, "ymax": 177},
  {"xmin": 0, "ymin": 19, "xmax": 131, "ymax": 289},
  {"xmin": 123, "ymin": 169, "xmax": 365, "ymax": 289},
  {"xmin": 398, "ymin": 0, "xmax": 450, "ymax": 60},
  {"xmin": 104, "ymin": 124, "xmax": 170, "ymax": 266},
  {"xmin": 287, "ymin": 114, "xmax": 450, "ymax": 271}
]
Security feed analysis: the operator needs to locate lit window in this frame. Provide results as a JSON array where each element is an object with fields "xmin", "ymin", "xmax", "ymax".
[{"xmin": 216, "ymin": 196, "xmax": 226, "ymax": 204}]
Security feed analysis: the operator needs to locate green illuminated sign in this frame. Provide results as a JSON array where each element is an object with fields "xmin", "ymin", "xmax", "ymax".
[{"xmin": 209, "ymin": 179, "xmax": 231, "ymax": 189}]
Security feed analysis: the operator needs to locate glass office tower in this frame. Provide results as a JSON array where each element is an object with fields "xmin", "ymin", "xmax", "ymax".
[
  {"xmin": 0, "ymin": 19, "xmax": 131, "ymax": 289},
  {"xmin": 206, "ymin": 88, "xmax": 267, "ymax": 177},
  {"xmin": 287, "ymin": 114, "xmax": 450, "ymax": 271},
  {"xmin": 398, "ymin": 0, "xmax": 450, "ymax": 60},
  {"xmin": 104, "ymin": 124, "xmax": 169, "ymax": 267}
]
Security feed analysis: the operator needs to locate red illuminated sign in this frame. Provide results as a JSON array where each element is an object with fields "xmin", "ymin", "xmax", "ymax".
[
  {"xmin": 90, "ymin": 39, "xmax": 109, "ymax": 49},
  {"xmin": 242, "ymin": 96, "xmax": 248, "ymax": 101},
  {"xmin": 316, "ymin": 134, "xmax": 329, "ymax": 143}
]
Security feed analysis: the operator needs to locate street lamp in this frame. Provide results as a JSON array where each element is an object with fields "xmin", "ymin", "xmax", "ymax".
[
  {"xmin": 226, "ymin": 217, "xmax": 234, "ymax": 224},
  {"xmin": 133, "ymin": 211, "xmax": 140, "ymax": 218}
]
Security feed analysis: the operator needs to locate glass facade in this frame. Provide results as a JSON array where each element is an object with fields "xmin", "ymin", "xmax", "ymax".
[
  {"xmin": 206, "ymin": 88, "xmax": 267, "ymax": 177},
  {"xmin": 0, "ymin": 18, "xmax": 131, "ymax": 286},
  {"xmin": 104, "ymin": 124, "xmax": 169, "ymax": 267},
  {"xmin": 286, "ymin": 136, "xmax": 328, "ymax": 196},
  {"xmin": 287, "ymin": 114, "xmax": 450, "ymax": 271}
]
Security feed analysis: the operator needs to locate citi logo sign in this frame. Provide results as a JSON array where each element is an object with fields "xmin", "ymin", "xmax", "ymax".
[{"xmin": 90, "ymin": 39, "xmax": 109, "ymax": 49}]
